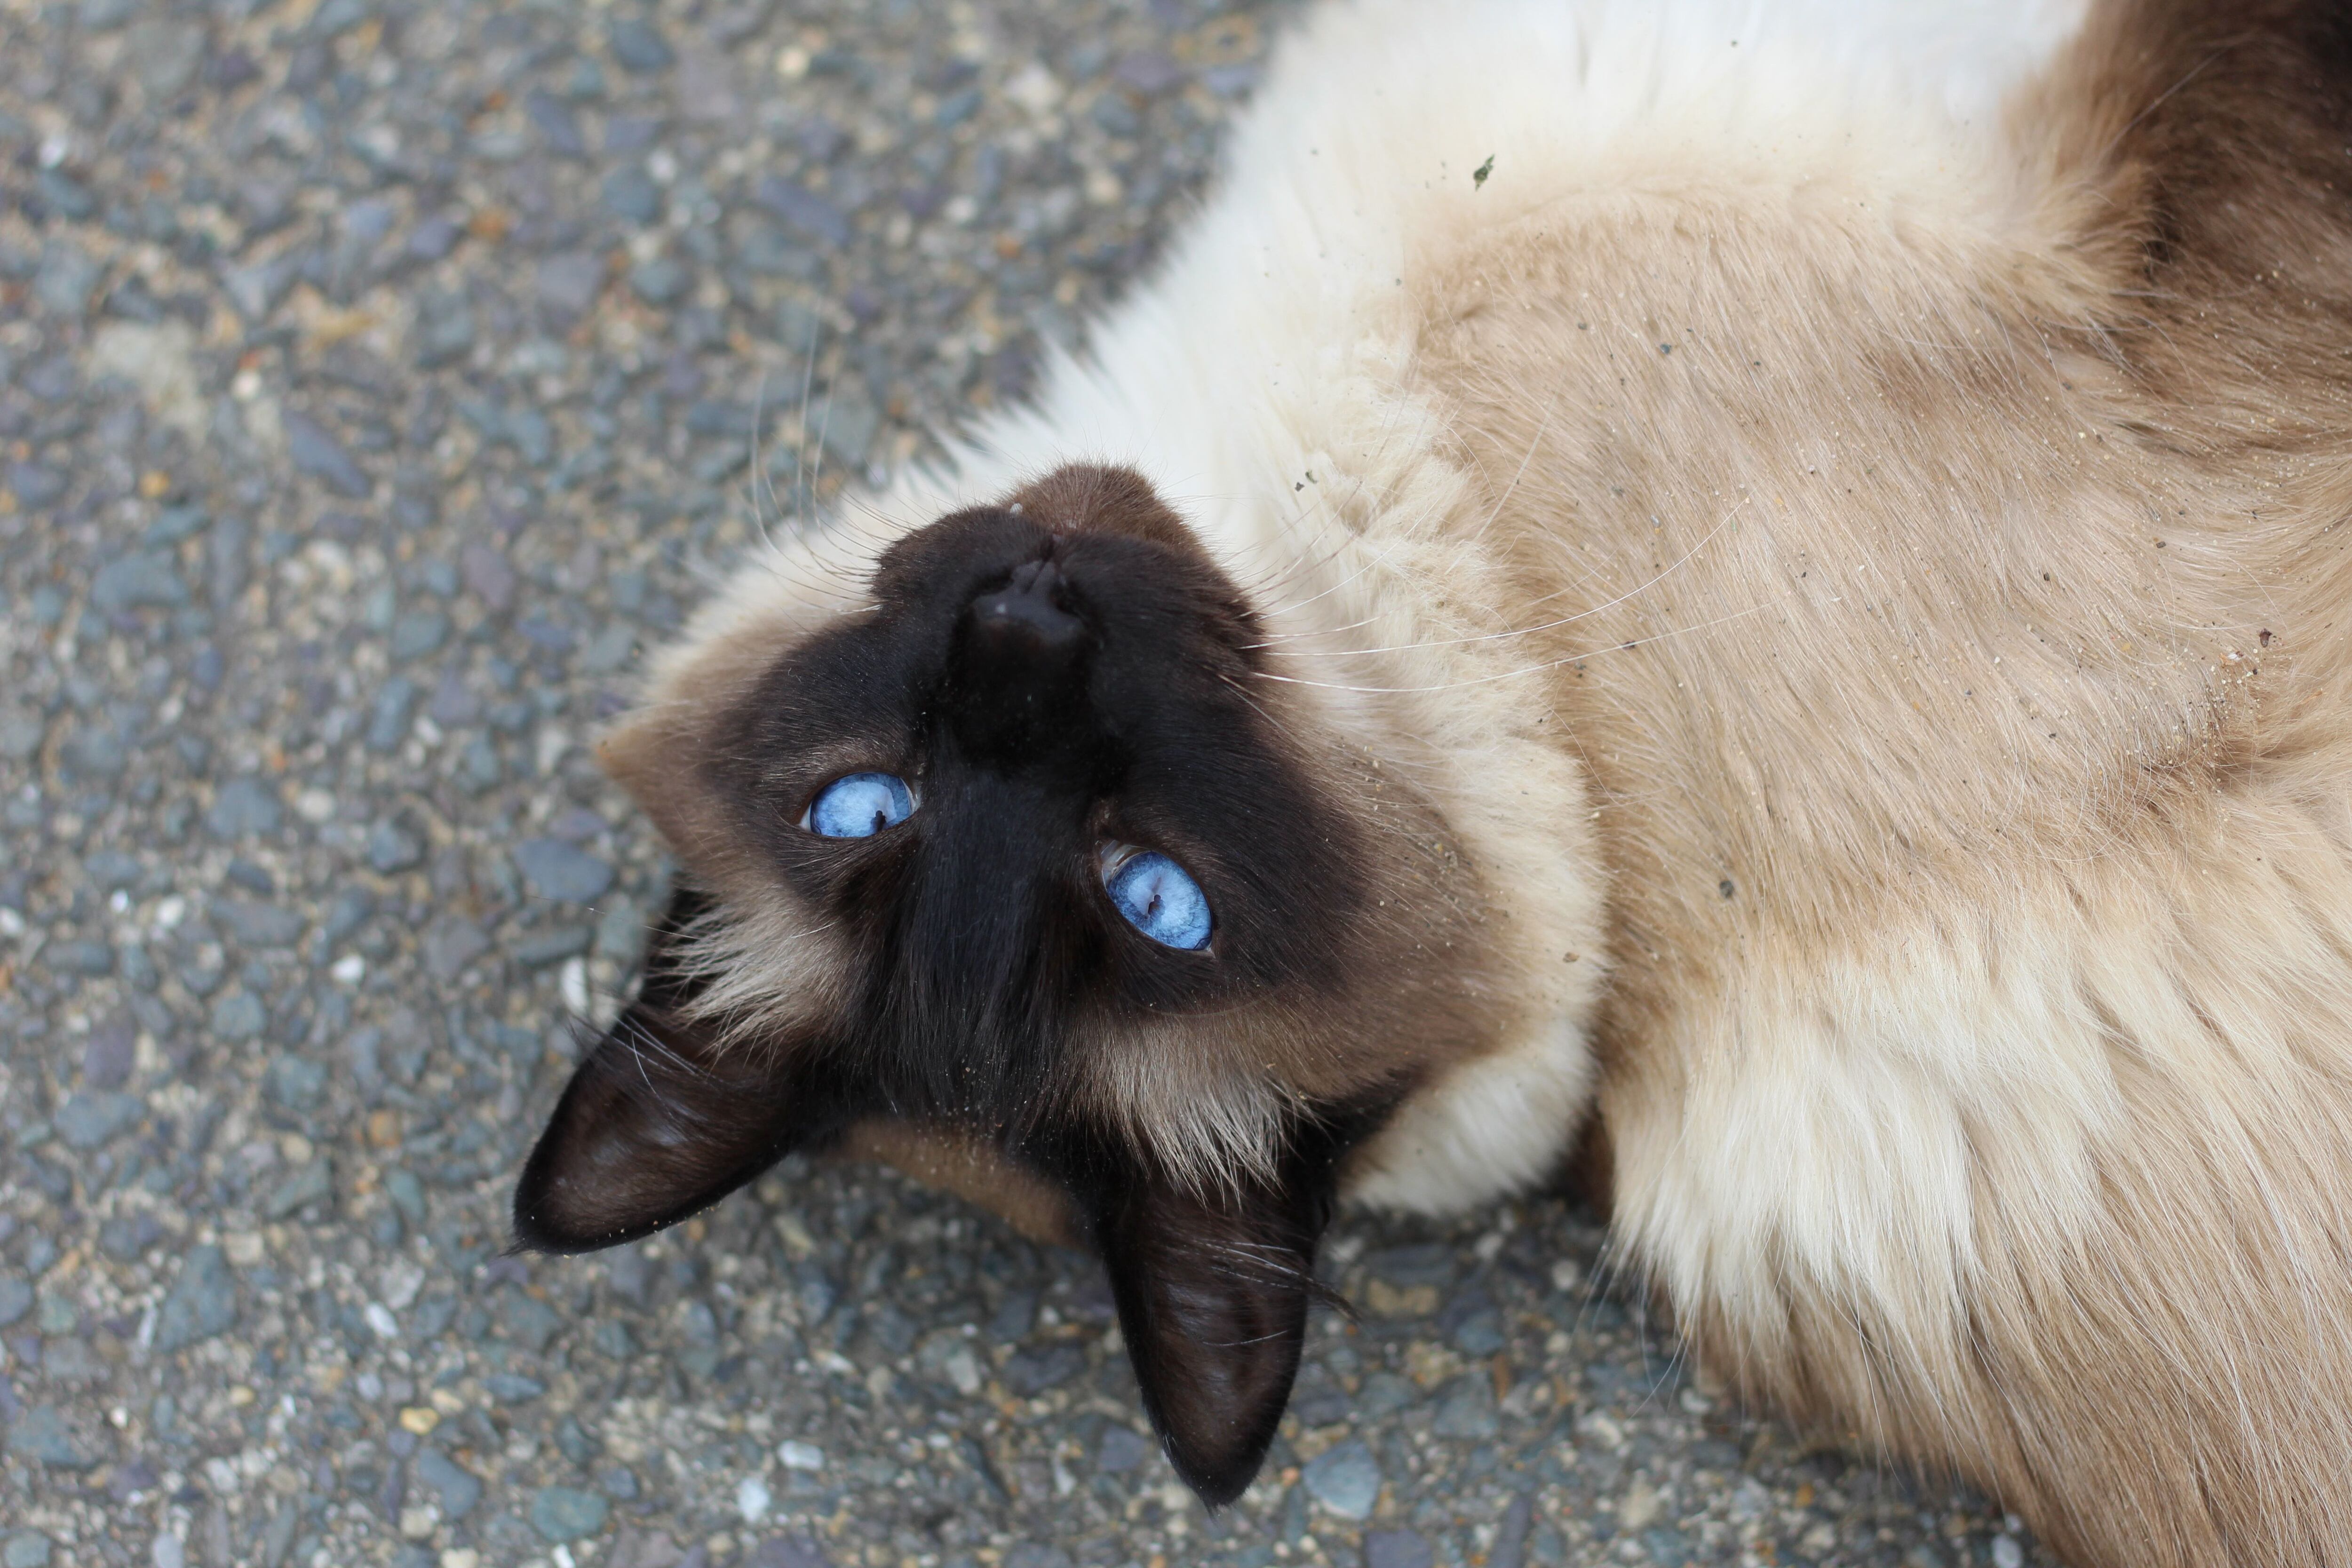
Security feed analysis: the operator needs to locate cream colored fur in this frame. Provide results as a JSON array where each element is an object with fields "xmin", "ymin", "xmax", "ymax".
[{"xmin": 624, "ymin": 0, "xmax": 2352, "ymax": 1558}]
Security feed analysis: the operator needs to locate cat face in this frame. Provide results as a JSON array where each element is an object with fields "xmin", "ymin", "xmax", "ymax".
[{"xmin": 512, "ymin": 465, "xmax": 1514, "ymax": 1502}]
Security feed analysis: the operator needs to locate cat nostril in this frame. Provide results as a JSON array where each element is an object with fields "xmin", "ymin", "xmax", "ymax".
[{"xmin": 968, "ymin": 561, "xmax": 1086, "ymax": 654}]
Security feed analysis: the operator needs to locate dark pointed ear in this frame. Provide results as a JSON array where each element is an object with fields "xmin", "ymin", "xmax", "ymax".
[
  {"xmin": 511, "ymin": 891, "xmax": 850, "ymax": 1253},
  {"xmin": 1097, "ymin": 1160, "xmax": 1335, "ymax": 1507}
]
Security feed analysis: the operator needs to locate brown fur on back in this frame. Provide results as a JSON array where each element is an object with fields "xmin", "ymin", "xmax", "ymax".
[{"xmin": 1408, "ymin": 2, "xmax": 2352, "ymax": 1562}]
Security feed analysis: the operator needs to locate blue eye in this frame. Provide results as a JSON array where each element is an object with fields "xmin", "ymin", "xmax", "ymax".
[
  {"xmin": 1102, "ymin": 848, "xmax": 1213, "ymax": 951},
  {"xmin": 804, "ymin": 773, "xmax": 916, "ymax": 838}
]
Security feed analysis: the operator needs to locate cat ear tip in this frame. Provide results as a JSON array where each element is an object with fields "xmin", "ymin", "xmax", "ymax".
[
  {"xmin": 507, "ymin": 1187, "xmax": 597, "ymax": 1256},
  {"xmin": 1160, "ymin": 1435, "xmax": 1273, "ymax": 1511},
  {"xmin": 1173, "ymin": 1465, "xmax": 1259, "ymax": 1512}
]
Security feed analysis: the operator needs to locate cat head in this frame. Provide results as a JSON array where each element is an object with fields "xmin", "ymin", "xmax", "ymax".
[{"xmin": 512, "ymin": 464, "xmax": 1567, "ymax": 1503}]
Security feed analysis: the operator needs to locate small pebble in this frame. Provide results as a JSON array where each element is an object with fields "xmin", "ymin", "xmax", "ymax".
[{"xmin": 530, "ymin": 1486, "xmax": 608, "ymax": 1543}]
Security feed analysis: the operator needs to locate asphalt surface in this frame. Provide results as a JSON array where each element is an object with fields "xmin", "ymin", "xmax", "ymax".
[{"xmin": 0, "ymin": 2, "xmax": 2064, "ymax": 1566}]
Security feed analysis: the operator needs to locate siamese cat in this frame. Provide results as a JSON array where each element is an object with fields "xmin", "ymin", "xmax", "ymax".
[{"xmin": 513, "ymin": 0, "xmax": 2352, "ymax": 1560}]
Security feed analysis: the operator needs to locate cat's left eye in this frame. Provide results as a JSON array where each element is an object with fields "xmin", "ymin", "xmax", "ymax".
[
  {"xmin": 1101, "ymin": 844, "xmax": 1213, "ymax": 951},
  {"xmin": 803, "ymin": 773, "xmax": 916, "ymax": 837}
]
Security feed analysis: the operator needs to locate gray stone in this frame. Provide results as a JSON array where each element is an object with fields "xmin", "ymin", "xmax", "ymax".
[
  {"xmin": 580, "ymin": 622, "xmax": 636, "ymax": 673},
  {"xmin": 1115, "ymin": 50, "xmax": 1186, "ymax": 95},
  {"xmin": 77, "ymin": 0, "xmax": 134, "ymax": 26},
  {"xmin": 54, "ymin": 1091, "xmax": 141, "ymax": 1150},
  {"xmin": 61, "ymin": 725, "xmax": 128, "ymax": 780},
  {"xmin": 507, "ymin": 407, "xmax": 553, "ymax": 467},
  {"xmin": 814, "ymin": 391, "xmax": 880, "ymax": 467},
  {"xmin": 1365, "ymin": 1532, "xmax": 1435, "ymax": 1568},
  {"xmin": 82, "ymin": 1017, "xmax": 135, "ymax": 1088},
  {"xmin": 553, "ymin": 1416, "xmax": 601, "ymax": 1467},
  {"xmin": 1001, "ymin": 1344, "xmax": 1084, "ymax": 1396},
  {"xmin": 487, "ymin": 1373, "xmax": 546, "ymax": 1410},
  {"xmin": 310, "ymin": 0, "xmax": 370, "ymax": 39},
  {"xmin": 461, "ymin": 544, "xmax": 516, "ymax": 611},
  {"xmin": 526, "ymin": 90, "xmax": 587, "ymax": 157},
  {"xmin": 512, "ymin": 926, "xmax": 591, "ymax": 968},
  {"xmin": 601, "ymin": 166, "xmax": 664, "ymax": 226},
  {"xmin": 531, "ymin": 1485, "xmax": 608, "ymax": 1542},
  {"xmin": 594, "ymin": 899, "xmax": 647, "ymax": 965},
  {"xmin": 89, "ymin": 552, "xmax": 190, "ymax": 613},
  {"xmin": 284, "ymin": 412, "xmax": 372, "ymax": 498},
  {"xmin": 367, "ymin": 819, "xmax": 424, "ymax": 872},
  {"xmin": 423, "ymin": 918, "xmax": 490, "ymax": 979},
  {"xmin": 1448, "ymin": 1304, "xmax": 1506, "ymax": 1357},
  {"xmin": 0, "ymin": 1279, "xmax": 28, "ymax": 1329},
  {"xmin": 461, "ymin": 734, "xmax": 502, "ymax": 792},
  {"xmin": 385, "ymin": 1169, "xmax": 427, "ymax": 1226},
  {"xmin": 6, "ymin": 462, "xmax": 65, "ymax": 509},
  {"xmin": 607, "ymin": 18, "xmax": 675, "ymax": 74},
  {"xmin": 1, "ymin": 1529, "xmax": 52, "ymax": 1568},
  {"xmin": 264, "ymin": 1160, "xmax": 333, "ymax": 1219},
  {"xmin": 0, "ymin": 712, "xmax": 44, "ymax": 762},
  {"xmin": 389, "ymin": 609, "xmax": 449, "ymax": 662},
  {"xmin": 628, "ymin": 257, "xmax": 690, "ymax": 306},
  {"xmin": 1096, "ymin": 1424, "xmax": 1152, "ymax": 1473},
  {"xmin": 406, "ymin": 215, "xmax": 460, "ymax": 263},
  {"xmin": 220, "ymin": 255, "xmax": 298, "ymax": 322},
  {"xmin": 4, "ymin": 1409, "xmax": 94, "ymax": 1470},
  {"xmin": 43, "ymin": 939, "xmax": 115, "ymax": 975},
  {"xmin": 207, "ymin": 778, "xmax": 283, "ymax": 839},
  {"xmin": 754, "ymin": 177, "xmax": 852, "ymax": 247},
  {"xmin": 1432, "ymin": 1374, "xmax": 1500, "ymax": 1440},
  {"xmin": 32, "ymin": 241, "xmax": 100, "ymax": 318},
  {"xmin": 538, "ymin": 253, "xmax": 606, "ymax": 323},
  {"xmin": 125, "ymin": 18, "xmax": 205, "ymax": 97},
  {"xmin": 515, "ymin": 840, "xmax": 614, "ymax": 903},
  {"xmin": 412, "ymin": 291, "xmax": 476, "ymax": 368},
  {"xmin": 1365, "ymin": 1244, "xmax": 1457, "ymax": 1288},
  {"xmin": 501, "ymin": 1291, "xmax": 565, "ymax": 1353},
  {"xmin": 429, "ymin": 668, "xmax": 480, "ymax": 727},
  {"xmin": 736, "ymin": 218, "xmax": 819, "ymax": 280},
  {"xmin": 1302, "ymin": 1438, "xmax": 1382, "ymax": 1520},
  {"xmin": 1642, "ymin": 1528, "xmax": 1692, "ymax": 1566},
  {"xmin": 84, "ymin": 850, "xmax": 144, "ymax": 890},
  {"xmin": 264, "ymin": 1056, "xmax": 328, "ymax": 1109},
  {"xmin": 413, "ymin": 1449, "xmax": 483, "ymax": 1520},
  {"xmin": 1003, "ymin": 1548, "xmax": 1071, "ymax": 1568},
  {"xmin": 209, "ymin": 989, "xmax": 266, "ymax": 1042},
  {"xmin": 214, "ymin": 899, "xmax": 304, "ymax": 949},
  {"xmin": 367, "ymin": 677, "xmax": 420, "ymax": 752},
  {"xmin": 155, "ymin": 1244, "xmax": 237, "ymax": 1352}
]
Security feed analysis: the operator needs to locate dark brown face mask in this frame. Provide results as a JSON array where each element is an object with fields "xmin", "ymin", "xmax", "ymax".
[{"xmin": 510, "ymin": 468, "xmax": 1407, "ymax": 1506}]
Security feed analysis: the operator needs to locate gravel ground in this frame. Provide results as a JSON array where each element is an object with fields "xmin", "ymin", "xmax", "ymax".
[{"xmin": 0, "ymin": 3, "xmax": 2066, "ymax": 1567}]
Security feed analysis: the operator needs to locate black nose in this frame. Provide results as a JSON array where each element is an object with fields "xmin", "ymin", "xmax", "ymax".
[
  {"xmin": 945, "ymin": 557, "xmax": 1097, "ymax": 766},
  {"xmin": 969, "ymin": 558, "xmax": 1088, "ymax": 659}
]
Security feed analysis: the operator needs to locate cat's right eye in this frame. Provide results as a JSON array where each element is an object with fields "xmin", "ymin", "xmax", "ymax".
[{"xmin": 802, "ymin": 773, "xmax": 916, "ymax": 838}]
